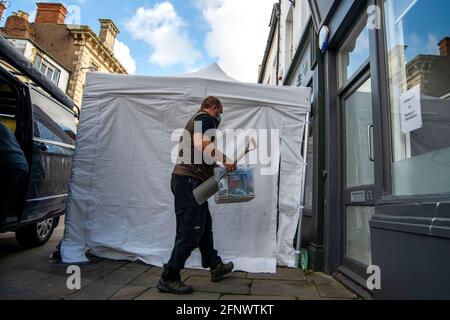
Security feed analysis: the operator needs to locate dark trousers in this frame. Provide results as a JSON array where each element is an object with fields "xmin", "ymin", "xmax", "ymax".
[
  {"xmin": 162, "ymin": 175, "xmax": 222, "ymax": 281},
  {"xmin": 0, "ymin": 166, "xmax": 28, "ymax": 226}
]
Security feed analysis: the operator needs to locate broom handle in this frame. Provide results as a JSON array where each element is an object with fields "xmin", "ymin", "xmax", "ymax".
[{"xmin": 235, "ymin": 137, "xmax": 257, "ymax": 164}]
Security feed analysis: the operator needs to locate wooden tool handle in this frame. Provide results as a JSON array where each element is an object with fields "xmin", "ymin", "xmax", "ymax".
[{"xmin": 235, "ymin": 137, "xmax": 257, "ymax": 164}]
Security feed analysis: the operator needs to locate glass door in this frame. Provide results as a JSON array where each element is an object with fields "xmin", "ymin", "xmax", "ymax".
[{"xmin": 342, "ymin": 76, "xmax": 375, "ymax": 273}]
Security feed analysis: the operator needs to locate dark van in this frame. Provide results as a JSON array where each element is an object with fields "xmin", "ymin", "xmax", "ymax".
[{"xmin": 0, "ymin": 35, "xmax": 76, "ymax": 247}]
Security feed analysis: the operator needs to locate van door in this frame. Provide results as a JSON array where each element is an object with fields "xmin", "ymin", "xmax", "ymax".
[{"xmin": 24, "ymin": 87, "xmax": 76, "ymax": 221}]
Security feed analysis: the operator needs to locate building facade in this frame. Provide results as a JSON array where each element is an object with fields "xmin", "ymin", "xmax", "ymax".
[
  {"xmin": 1, "ymin": 3, "xmax": 127, "ymax": 113},
  {"xmin": 308, "ymin": 0, "xmax": 450, "ymax": 299},
  {"xmin": 259, "ymin": 0, "xmax": 325, "ymax": 273},
  {"xmin": 261, "ymin": 0, "xmax": 450, "ymax": 299}
]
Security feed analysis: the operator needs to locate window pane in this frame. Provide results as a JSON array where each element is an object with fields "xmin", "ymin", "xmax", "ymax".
[
  {"xmin": 315, "ymin": 0, "xmax": 335, "ymax": 22},
  {"xmin": 384, "ymin": 0, "xmax": 450, "ymax": 195},
  {"xmin": 339, "ymin": 13, "xmax": 370, "ymax": 86},
  {"xmin": 40, "ymin": 63, "xmax": 47, "ymax": 74},
  {"xmin": 34, "ymin": 55, "xmax": 42, "ymax": 68},
  {"xmin": 52, "ymin": 69, "xmax": 61, "ymax": 84},
  {"xmin": 345, "ymin": 78, "xmax": 374, "ymax": 188},
  {"xmin": 346, "ymin": 206, "xmax": 374, "ymax": 266},
  {"xmin": 46, "ymin": 68, "xmax": 54, "ymax": 81},
  {"xmin": 31, "ymin": 90, "xmax": 76, "ymax": 144}
]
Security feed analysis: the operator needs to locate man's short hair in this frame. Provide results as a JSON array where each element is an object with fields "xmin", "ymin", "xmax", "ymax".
[{"xmin": 201, "ymin": 96, "xmax": 222, "ymax": 110}]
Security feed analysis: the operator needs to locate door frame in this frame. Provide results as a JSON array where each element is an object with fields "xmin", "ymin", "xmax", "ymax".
[{"xmin": 339, "ymin": 69, "xmax": 376, "ymax": 278}]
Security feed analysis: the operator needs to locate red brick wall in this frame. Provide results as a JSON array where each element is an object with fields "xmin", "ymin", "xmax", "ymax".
[
  {"xmin": 439, "ymin": 37, "xmax": 450, "ymax": 57},
  {"xmin": 2, "ymin": 15, "xmax": 35, "ymax": 40}
]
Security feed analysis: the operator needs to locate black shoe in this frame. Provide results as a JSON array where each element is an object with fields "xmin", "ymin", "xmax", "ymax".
[
  {"xmin": 157, "ymin": 278, "xmax": 194, "ymax": 295},
  {"xmin": 49, "ymin": 250, "xmax": 61, "ymax": 261},
  {"xmin": 210, "ymin": 262, "xmax": 234, "ymax": 283}
]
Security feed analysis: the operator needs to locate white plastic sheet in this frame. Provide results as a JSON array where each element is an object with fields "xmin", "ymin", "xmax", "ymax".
[
  {"xmin": 61, "ymin": 64, "xmax": 311, "ymax": 273},
  {"xmin": 277, "ymin": 123, "xmax": 305, "ymax": 267}
]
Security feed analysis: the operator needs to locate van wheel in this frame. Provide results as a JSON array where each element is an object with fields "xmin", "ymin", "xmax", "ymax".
[{"xmin": 16, "ymin": 218, "xmax": 57, "ymax": 248}]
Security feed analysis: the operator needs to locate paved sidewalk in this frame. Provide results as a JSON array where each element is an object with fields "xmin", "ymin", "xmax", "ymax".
[{"xmin": 0, "ymin": 221, "xmax": 358, "ymax": 300}]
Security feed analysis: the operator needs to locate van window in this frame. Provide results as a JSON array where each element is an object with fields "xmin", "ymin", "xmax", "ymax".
[{"xmin": 30, "ymin": 89, "xmax": 76, "ymax": 145}]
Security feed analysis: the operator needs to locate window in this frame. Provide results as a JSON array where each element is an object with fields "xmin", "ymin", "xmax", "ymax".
[
  {"xmin": 285, "ymin": 7, "xmax": 294, "ymax": 66},
  {"xmin": 384, "ymin": 0, "xmax": 450, "ymax": 195},
  {"xmin": 31, "ymin": 89, "xmax": 76, "ymax": 144},
  {"xmin": 345, "ymin": 78, "xmax": 374, "ymax": 188},
  {"xmin": 309, "ymin": 0, "xmax": 335, "ymax": 30},
  {"xmin": 346, "ymin": 206, "xmax": 374, "ymax": 266},
  {"xmin": 34, "ymin": 55, "xmax": 61, "ymax": 85},
  {"xmin": 338, "ymin": 13, "xmax": 370, "ymax": 87}
]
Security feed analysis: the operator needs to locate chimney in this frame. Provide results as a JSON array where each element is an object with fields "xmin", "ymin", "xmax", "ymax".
[
  {"xmin": 35, "ymin": 3, "xmax": 67, "ymax": 24},
  {"xmin": 3, "ymin": 11, "xmax": 35, "ymax": 40},
  {"xmin": 99, "ymin": 19, "xmax": 119, "ymax": 52},
  {"xmin": 0, "ymin": 2, "xmax": 7, "ymax": 21},
  {"xmin": 438, "ymin": 37, "xmax": 450, "ymax": 57},
  {"xmin": 17, "ymin": 10, "xmax": 29, "ymax": 21}
]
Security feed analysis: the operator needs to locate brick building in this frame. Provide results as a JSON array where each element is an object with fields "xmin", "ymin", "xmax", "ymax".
[{"xmin": 1, "ymin": 2, "xmax": 128, "ymax": 113}]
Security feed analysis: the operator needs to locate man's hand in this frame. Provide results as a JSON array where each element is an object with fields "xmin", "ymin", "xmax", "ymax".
[{"xmin": 225, "ymin": 163, "xmax": 237, "ymax": 172}]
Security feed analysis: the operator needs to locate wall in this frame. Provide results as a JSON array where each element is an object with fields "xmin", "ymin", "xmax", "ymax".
[
  {"xmin": 262, "ymin": 28, "xmax": 279, "ymax": 85},
  {"xmin": 6, "ymin": 37, "xmax": 70, "ymax": 93},
  {"xmin": 33, "ymin": 23, "xmax": 76, "ymax": 72},
  {"xmin": 279, "ymin": 0, "xmax": 311, "ymax": 83}
]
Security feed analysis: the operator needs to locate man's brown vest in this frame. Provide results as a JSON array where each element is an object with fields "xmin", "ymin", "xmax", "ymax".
[{"xmin": 172, "ymin": 111, "xmax": 217, "ymax": 182}]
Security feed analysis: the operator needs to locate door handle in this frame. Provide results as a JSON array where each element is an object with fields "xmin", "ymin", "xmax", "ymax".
[{"xmin": 367, "ymin": 124, "xmax": 374, "ymax": 162}]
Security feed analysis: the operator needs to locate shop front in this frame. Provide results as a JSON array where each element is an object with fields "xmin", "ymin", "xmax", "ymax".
[{"xmin": 309, "ymin": 0, "xmax": 450, "ymax": 299}]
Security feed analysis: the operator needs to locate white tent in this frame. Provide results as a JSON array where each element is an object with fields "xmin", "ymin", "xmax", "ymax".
[{"xmin": 61, "ymin": 64, "xmax": 311, "ymax": 273}]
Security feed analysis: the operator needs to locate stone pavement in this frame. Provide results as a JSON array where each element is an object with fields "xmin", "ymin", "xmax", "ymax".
[{"xmin": 0, "ymin": 220, "xmax": 358, "ymax": 300}]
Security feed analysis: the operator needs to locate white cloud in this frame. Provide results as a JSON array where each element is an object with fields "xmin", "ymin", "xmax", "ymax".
[
  {"xmin": 196, "ymin": 0, "xmax": 277, "ymax": 82},
  {"xmin": 114, "ymin": 40, "xmax": 137, "ymax": 74},
  {"xmin": 125, "ymin": 2, "xmax": 201, "ymax": 67},
  {"xmin": 426, "ymin": 34, "xmax": 440, "ymax": 55}
]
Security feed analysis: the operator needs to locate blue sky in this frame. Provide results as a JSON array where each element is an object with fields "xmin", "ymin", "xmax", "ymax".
[{"xmin": 2, "ymin": 0, "xmax": 276, "ymax": 82}]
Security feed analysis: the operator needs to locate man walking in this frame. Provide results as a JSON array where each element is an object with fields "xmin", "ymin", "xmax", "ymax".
[{"xmin": 157, "ymin": 96, "xmax": 236, "ymax": 295}]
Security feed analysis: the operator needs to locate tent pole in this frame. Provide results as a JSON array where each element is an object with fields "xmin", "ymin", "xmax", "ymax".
[{"xmin": 295, "ymin": 112, "xmax": 310, "ymax": 268}]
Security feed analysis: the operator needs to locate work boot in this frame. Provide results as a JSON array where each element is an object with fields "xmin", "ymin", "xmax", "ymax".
[
  {"xmin": 157, "ymin": 278, "xmax": 194, "ymax": 295},
  {"xmin": 210, "ymin": 262, "xmax": 234, "ymax": 283}
]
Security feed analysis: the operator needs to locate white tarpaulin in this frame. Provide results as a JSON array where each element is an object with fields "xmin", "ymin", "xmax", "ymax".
[{"xmin": 61, "ymin": 64, "xmax": 311, "ymax": 273}]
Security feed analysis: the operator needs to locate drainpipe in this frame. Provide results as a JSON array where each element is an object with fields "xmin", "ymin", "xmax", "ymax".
[
  {"xmin": 276, "ymin": 0, "xmax": 281, "ymax": 86},
  {"xmin": 295, "ymin": 112, "xmax": 310, "ymax": 268}
]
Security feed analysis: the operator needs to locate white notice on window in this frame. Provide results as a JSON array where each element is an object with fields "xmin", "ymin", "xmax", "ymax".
[{"xmin": 400, "ymin": 85, "xmax": 423, "ymax": 134}]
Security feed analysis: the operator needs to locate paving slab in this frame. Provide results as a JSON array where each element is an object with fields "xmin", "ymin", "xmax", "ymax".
[
  {"xmin": 315, "ymin": 281, "xmax": 358, "ymax": 299},
  {"xmin": 109, "ymin": 285, "xmax": 149, "ymax": 300},
  {"xmin": 64, "ymin": 280, "xmax": 124, "ymax": 300},
  {"xmin": 78, "ymin": 260, "xmax": 130, "ymax": 283},
  {"xmin": 16, "ymin": 275, "xmax": 74, "ymax": 300},
  {"xmin": 251, "ymin": 280, "xmax": 320, "ymax": 299},
  {"xmin": 185, "ymin": 276, "xmax": 252, "ymax": 295},
  {"xmin": 247, "ymin": 267, "xmax": 306, "ymax": 281},
  {"xmin": 305, "ymin": 272, "xmax": 335, "ymax": 283},
  {"xmin": 220, "ymin": 295, "xmax": 296, "ymax": 300},
  {"xmin": 135, "ymin": 288, "xmax": 220, "ymax": 300},
  {"xmin": 0, "ymin": 268, "xmax": 54, "ymax": 288},
  {"xmin": 128, "ymin": 267, "xmax": 162, "ymax": 287},
  {"xmin": 0, "ymin": 286, "xmax": 39, "ymax": 300},
  {"xmin": 97, "ymin": 262, "xmax": 150, "ymax": 285},
  {"xmin": 182, "ymin": 268, "xmax": 247, "ymax": 280}
]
